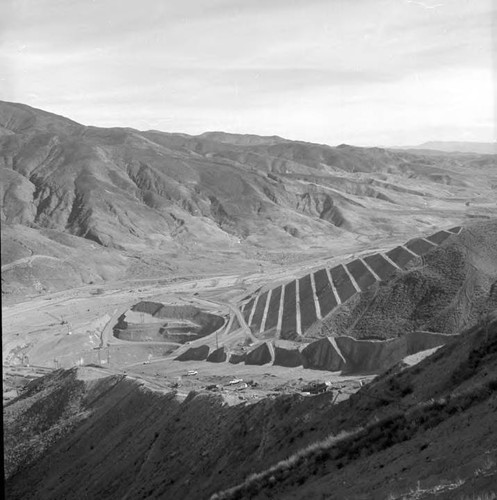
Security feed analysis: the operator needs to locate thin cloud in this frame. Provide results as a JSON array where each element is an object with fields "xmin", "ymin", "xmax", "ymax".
[{"xmin": 1, "ymin": 0, "xmax": 494, "ymax": 146}]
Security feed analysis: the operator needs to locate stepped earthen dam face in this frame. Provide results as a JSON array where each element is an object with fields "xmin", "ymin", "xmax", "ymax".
[{"xmin": 2, "ymin": 102, "xmax": 497, "ymax": 499}]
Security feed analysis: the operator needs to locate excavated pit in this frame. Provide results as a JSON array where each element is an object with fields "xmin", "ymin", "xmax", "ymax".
[{"xmin": 113, "ymin": 301, "xmax": 225, "ymax": 343}]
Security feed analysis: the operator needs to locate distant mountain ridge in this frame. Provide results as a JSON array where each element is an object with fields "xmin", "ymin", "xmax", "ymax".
[
  {"xmin": 196, "ymin": 131, "xmax": 287, "ymax": 146},
  {"xmin": 397, "ymin": 141, "xmax": 497, "ymax": 155}
]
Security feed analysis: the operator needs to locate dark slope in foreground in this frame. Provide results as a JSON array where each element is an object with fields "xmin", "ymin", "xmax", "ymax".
[
  {"xmin": 215, "ymin": 313, "xmax": 497, "ymax": 500},
  {"xmin": 2, "ymin": 100, "xmax": 496, "ymax": 298},
  {"xmin": 4, "ymin": 313, "xmax": 497, "ymax": 500}
]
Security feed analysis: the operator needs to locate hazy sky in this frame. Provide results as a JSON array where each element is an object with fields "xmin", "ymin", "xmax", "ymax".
[{"xmin": 1, "ymin": 0, "xmax": 495, "ymax": 146}]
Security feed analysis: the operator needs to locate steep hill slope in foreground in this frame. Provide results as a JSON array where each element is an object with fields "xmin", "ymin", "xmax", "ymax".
[
  {"xmin": 4, "ymin": 312, "xmax": 497, "ymax": 499},
  {"xmin": 2, "ymin": 101, "xmax": 496, "ymax": 301}
]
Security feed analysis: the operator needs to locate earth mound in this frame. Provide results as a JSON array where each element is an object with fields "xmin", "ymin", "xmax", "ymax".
[
  {"xmin": 301, "ymin": 337, "xmax": 346, "ymax": 371},
  {"xmin": 273, "ymin": 342, "xmax": 304, "ymax": 368},
  {"xmin": 245, "ymin": 342, "xmax": 273, "ymax": 365},
  {"xmin": 206, "ymin": 346, "xmax": 228, "ymax": 363},
  {"xmin": 175, "ymin": 345, "xmax": 210, "ymax": 361}
]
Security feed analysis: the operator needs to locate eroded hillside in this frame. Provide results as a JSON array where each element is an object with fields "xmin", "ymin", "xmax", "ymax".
[{"xmin": 2, "ymin": 101, "xmax": 496, "ymax": 299}]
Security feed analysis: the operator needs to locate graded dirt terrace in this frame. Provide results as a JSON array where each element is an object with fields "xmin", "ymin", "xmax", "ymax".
[
  {"xmin": 239, "ymin": 227, "xmax": 462, "ymax": 340},
  {"xmin": 3, "ymin": 223, "xmax": 439, "ymax": 401},
  {"xmin": 1, "ymin": 244, "xmax": 365, "ymax": 386},
  {"xmin": 5, "ymin": 220, "xmax": 495, "ymax": 406}
]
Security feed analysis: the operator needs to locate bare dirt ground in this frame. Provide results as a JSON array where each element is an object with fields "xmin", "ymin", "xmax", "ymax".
[
  {"xmin": 129, "ymin": 359, "xmax": 372, "ymax": 405},
  {"xmin": 2, "ymin": 235, "xmax": 395, "ymax": 402},
  {"xmin": 3, "ymin": 217, "xmax": 493, "ymax": 402}
]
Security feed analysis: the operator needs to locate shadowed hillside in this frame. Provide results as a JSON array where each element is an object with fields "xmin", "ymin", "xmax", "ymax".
[
  {"xmin": 213, "ymin": 312, "xmax": 497, "ymax": 500},
  {"xmin": 4, "ymin": 313, "xmax": 496, "ymax": 500}
]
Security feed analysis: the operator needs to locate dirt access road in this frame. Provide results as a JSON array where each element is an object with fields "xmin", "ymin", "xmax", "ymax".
[
  {"xmin": 1, "ymin": 244, "xmax": 350, "ymax": 368},
  {"xmin": 2, "ymin": 259, "xmax": 376, "ymax": 402},
  {"xmin": 2, "ymin": 272, "xmax": 243, "ymax": 366},
  {"xmin": 5, "ymin": 226, "xmax": 425, "ymax": 397}
]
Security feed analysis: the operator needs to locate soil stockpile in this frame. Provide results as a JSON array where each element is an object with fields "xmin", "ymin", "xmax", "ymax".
[
  {"xmin": 175, "ymin": 345, "xmax": 210, "ymax": 361},
  {"xmin": 273, "ymin": 343, "xmax": 304, "ymax": 367},
  {"xmin": 207, "ymin": 347, "xmax": 228, "ymax": 363},
  {"xmin": 228, "ymin": 352, "xmax": 246, "ymax": 364},
  {"xmin": 301, "ymin": 337, "xmax": 346, "ymax": 371},
  {"xmin": 245, "ymin": 342, "xmax": 272, "ymax": 365}
]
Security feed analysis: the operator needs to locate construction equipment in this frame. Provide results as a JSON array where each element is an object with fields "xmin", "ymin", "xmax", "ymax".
[
  {"xmin": 45, "ymin": 311, "xmax": 68, "ymax": 325},
  {"xmin": 45, "ymin": 312, "xmax": 72, "ymax": 334}
]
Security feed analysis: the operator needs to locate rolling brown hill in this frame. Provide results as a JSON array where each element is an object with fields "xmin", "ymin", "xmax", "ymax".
[{"xmin": 1, "ymin": 100, "xmax": 496, "ymax": 300}]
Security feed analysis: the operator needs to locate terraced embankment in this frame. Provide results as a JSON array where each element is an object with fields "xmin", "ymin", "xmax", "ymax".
[
  {"xmin": 238, "ymin": 226, "xmax": 463, "ymax": 340},
  {"xmin": 179, "ymin": 220, "xmax": 496, "ymax": 374}
]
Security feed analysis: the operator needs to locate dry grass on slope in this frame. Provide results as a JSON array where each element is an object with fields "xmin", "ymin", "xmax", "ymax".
[
  {"xmin": 212, "ymin": 312, "xmax": 497, "ymax": 500},
  {"xmin": 213, "ymin": 379, "xmax": 497, "ymax": 499},
  {"xmin": 322, "ymin": 220, "xmax": 497, "ymax": 340}
]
